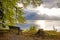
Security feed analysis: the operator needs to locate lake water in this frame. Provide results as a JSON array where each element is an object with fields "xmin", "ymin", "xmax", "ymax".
[{"xmin": 15, "ymin": 20, "xmax": 60, "ymax": 32}]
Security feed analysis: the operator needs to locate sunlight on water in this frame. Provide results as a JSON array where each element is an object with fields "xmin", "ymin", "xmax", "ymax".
[
  {"xmin": 34, "ymin": 20, "xmax": 60, "ymax": 31},
  {"xmin": 35, "ymin": 20, "xmax": 46, "ymax": 30}
]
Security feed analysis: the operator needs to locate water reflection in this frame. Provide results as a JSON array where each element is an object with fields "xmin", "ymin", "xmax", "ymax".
[{"xmin": 16, "ymin": 20, "xmax": 60, "ymax": 32}]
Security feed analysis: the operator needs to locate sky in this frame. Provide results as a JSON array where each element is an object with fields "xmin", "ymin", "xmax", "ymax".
[
  {"xmin": 22, "ymin": 0, "xmax": 60, "ymax": 20},
  {"xmin": 19, "ymin": 0, "xmax": 60, "ymax": 17},
  {"xmin": 25, "ymin": 0, "xmax": 60, "ymax": 17},
  {"xmin": 18, "ymin": 0, "xmax": 60, "ymax": 32},
  {"xmin": 19, "ymin": 0, "xmax": 60, "ymax": 18},
  {"xmin": 36, "ymin": 0, "xmax": 60, "ymax": 17}
]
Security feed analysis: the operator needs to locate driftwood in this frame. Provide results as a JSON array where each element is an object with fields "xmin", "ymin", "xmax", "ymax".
[{"xmin": 35, "ymin": 29, "xmax": 45, "ymax": 38}]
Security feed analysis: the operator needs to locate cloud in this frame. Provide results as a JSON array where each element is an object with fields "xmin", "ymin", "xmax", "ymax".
[
  {"xmin": 36, "ymin": 4, "xmax": 60, "ymax": 17},
  {"xmin": 22, "ymin": 0, "xmax": 60, "ymax": 20},
  {"xmin": 23, "ymin": 9, "xmax": 60, "ymax": 20},
  {"xmin": 42, "ymin": 0, "xmax": 58, "ymax": 8}
]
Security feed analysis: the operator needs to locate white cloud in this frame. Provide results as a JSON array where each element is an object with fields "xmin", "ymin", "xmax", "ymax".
[
  {"xmin": 36, "ymin": 4, "xmax": 60, "ymax": 17},
  {"xmin": 24, "ymin": 0, "xmax": 60, "ymax": 17},
  {"xmin": 34, "ymin": 0, "xmax": 60, "ymax": 17}
]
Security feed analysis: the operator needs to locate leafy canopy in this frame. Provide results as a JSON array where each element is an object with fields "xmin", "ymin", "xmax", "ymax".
[{"xmin": 0, "ymin": 0, "xmax": 42, "ymax": 26}]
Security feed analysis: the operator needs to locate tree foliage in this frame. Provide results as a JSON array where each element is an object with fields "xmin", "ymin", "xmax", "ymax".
[
  {"xmin": 0, "ymin": 0, "xmax": 42, "ymax": 26},
  {"xmin": 20, "ymin": 0, "xmax": 43, "ymax": 7}
]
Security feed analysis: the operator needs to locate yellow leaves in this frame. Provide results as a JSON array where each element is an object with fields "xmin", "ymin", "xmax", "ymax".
[
  {"xmin": 17, "ymin": 15, "xmax": 25, "ymax": 24},
  {"xmin": 22, "ymin": 0, "xmax": 43, "ymax": 8},
  {"xmin": 16, "ymin": 7, "xmax": 23, "ymax": 15},
  {"xmin": 3, "ymin": 8, "xmax": 15, "ymax": 25},
  {"xmin": 31, "ymin": 0, "xmax": 43, "ymax": 7},
  {"xmin": 27, "ymin": 0, "xmax": 30, "ymax": 3}
]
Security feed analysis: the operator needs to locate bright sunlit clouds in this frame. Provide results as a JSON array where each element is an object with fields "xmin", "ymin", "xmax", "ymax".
[{"xmin": 36, "ymin": 4, "xmax": 60, "ymax": 17}]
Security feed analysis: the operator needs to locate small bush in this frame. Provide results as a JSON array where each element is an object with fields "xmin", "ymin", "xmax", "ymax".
[{"xmin": 28, "ymin": 26, "xmax": 37, "ymax": 33}]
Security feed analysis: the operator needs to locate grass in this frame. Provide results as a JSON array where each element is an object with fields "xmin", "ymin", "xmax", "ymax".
[{"xmin": 0, "ymin": 30, "xmax": 60, "ymax": 40}]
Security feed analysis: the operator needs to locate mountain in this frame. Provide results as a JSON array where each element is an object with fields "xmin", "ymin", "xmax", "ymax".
[{"xmin": 23, "ymin": 9, "xmax": 60, "ymax": 20}]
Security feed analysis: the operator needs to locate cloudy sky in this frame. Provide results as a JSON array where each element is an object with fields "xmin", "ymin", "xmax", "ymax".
[
  {"xmin": 36, "ymin": 0, "xmax": 60, "ymax": 17},
  {"xmin": 23, "ymin": 0, "xmax": 60, "ymax": 20},
  {"xmin": 18, "ymin": 0, "xmax": 60, "ymax": 31}
]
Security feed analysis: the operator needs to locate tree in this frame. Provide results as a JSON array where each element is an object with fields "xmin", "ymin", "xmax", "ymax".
[{"xmin": 0, "ymin": 0, "xmax": 42, "ymax": 26}]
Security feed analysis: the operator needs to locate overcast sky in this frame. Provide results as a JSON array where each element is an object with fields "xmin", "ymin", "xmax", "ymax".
[
  {"xmin": 18, "ymin": 0, "xmax": 60, "ymax": 31},
  {"xmin": 36, "ymin": 0, "xmax": 60, "ymax": 17},
  {"xmin": 22, "ymin": 0, "xmax": 60, "ymax": 20}
]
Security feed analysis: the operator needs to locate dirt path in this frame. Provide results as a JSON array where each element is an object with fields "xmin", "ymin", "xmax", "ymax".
[{"xmin": 0, "ymin": 33, "xmax": 60, "ymax": 40}]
